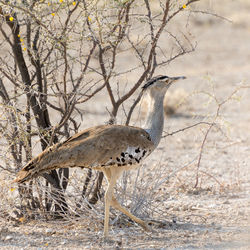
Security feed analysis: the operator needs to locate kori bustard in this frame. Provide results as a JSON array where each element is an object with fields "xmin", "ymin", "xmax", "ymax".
[{"xmin": 14, "ymin": 75, "xmax": 186, "ymax": 237}]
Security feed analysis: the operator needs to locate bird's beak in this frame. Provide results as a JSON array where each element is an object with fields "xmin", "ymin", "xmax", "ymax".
[{"xmin": 167, "ymin": 76, "xmax": 186, "ymax": 82}]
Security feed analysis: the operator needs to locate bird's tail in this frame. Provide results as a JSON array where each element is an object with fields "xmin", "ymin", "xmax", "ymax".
[
  {"xmin": 13, "ymin": 169, "xmax": 32, "ymax": 183},
  {"xmin": 13, "ymin": 142, "xmax": 62, "ymax": 183},
  {"xmin": 13, "ymin": 159, "xmax": 39, "ymax": 183}
]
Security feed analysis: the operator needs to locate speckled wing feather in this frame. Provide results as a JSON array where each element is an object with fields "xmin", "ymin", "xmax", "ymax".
[{"xmin": 14, "ymin": 125, "xmax": 154, "ymax": 183}]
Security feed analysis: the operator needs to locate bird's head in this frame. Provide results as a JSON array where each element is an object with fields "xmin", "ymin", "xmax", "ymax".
[{"xmin": 142, "ymin": 75, "xmax": 186, "ymax": 94}]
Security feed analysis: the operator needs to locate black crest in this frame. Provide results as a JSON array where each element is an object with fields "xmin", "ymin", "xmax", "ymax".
[{"xmin": 142, "ymin": 75, "xmax": 169, "ymax": 90}]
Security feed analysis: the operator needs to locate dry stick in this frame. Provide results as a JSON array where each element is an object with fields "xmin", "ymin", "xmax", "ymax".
[
  {"xmin": 162, "ymin": 121, "xmax": 215, "ymax": 138},
  {"xmin": 194, "ymin": 123, "xmax": 214, "ymax": 188},
  {"xmin": 35, "ymin": 181, "xmax": 47, "ymax": 220},
  {"xmin": 72, "ymin": 42, "xmax": 97, "ymax": 97},
  {"xmin": 125, "ymin": 91, "xmax": 144, "ymax": 126},
  {"xmin": 191, "ymin": 10, "xmax": 233, "ymax": 23},
  {"xmin": 62, "ymin": 43, "xmax": 68, "ymax": 97},
  {"xmin": 0, "ymin": 79, "xmax": 23, "ymax": 169},
  {"xmin": 82, "ymin": 169, "xmax": 92, "ymax": 198},
  {"xmin": 144, "ymin": 0, "xmax": 157, "ymax": 76},
  {"xmin": 193, "ymin": 85, "xmax": 246, "ymax": 188},
  {"xmin": 0, "ymin": 164, "xmax": 16, "ymax": 173},
  {"xmin": 0, "ymin": 66, "xmax": 21, "ymax": 87},
  {"xmin": 162, "ymin": 120, "xmax": 218, "ymax": 188},
  {"xmin": 76, "ymin": 82, "xmax": 107, "ymax": 104},
  {"xmin": 166, "ymin": 0, "xmax": 200, "ymax": 23},
  {"xmin": 199, "ymin": 170, "xmax": 222, "ymax": 187},
  {"xmin": 156, "ymin": 157, "xmax": 198, "ymax": 188},
  {"xmin": 88, "ymin": 172, "xmax": 104, "ymax": 205}
]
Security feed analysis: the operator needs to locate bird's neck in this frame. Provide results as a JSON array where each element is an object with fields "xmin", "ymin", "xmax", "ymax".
[{"xmin": 143, "ymin": 92, "xmax": 165, "ymax": 147}]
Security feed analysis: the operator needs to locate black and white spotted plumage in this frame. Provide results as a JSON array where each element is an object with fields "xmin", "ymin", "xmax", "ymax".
[{"xmin": 101, "ymin": 146, "xmax": 150, "ymax": 168}]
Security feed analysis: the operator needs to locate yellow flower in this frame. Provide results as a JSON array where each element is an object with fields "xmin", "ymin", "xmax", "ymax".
[
  {"xmin": 51, "ymin": 13, "xmax": 55, "ymax": 16},
  {"xmin": 23, "ymin": 48, "xmax": 27, "ymax": 51},
  {"xmin": 20, "ymin": 38, "xmax": 23, "ymax": 42},
  {"xmin": 48, "ymin": 2, "xmax": 51, "ymax": 6},
  {"xmin": 72, "ymin": 1, "xmax": 76, "ymax": 5},
  {"xmin": 17, "ymin": 34, "xmax": 20, "ymax": 38},
  {"xmin": 45, "ymin": 243, "xmax": 49, "ymax": 247},
  {"xmin": 9, "ymin": 16, "xmax": 14, "ymax": 22},
  {"xmin": 59, "ymin": 0, "xmax": 63, "ymax": 2},
  {"xmin": 182, "ymin": 4, "xmax": 187, "ymax": 9},
  {"xmin": 19, "ymin": 217, "xmax": 25, "ymax": 223},
  {"xmin": 87, "ymin": 16, "xmax": 91, "ymax": 22},
  {"xmin": 10, "ymin": 187, "xmax": 15, "ymax": 192}
]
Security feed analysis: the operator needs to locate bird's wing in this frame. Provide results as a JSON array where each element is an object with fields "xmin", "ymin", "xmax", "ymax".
[
  {"xmin": 55, "ymin": 124, "xmax": 154, "ymax": 168},
  {"xmin": 14, "ymin": 125, "xmax": 154, "ymax": 183}
]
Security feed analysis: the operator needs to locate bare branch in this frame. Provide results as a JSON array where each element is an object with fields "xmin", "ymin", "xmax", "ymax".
[{"xmin": 162, "ymin": 122, "xmax": 215, "ymax": 138}]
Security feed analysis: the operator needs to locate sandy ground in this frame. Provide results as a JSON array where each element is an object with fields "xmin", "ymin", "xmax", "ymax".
[{"xmin": 1, "ymin": 0, "xmax": 250, "ymax": 249}]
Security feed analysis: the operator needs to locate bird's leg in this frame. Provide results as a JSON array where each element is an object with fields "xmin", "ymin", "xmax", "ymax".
[
  {"xmin": 103, "ymin": 168, "xmax": 122, "ymax": 238},
  {"xmin": 110, "ymin": 196, "xmax": 150, "ymax": 232},
  {"xmin": 103, "ymin": 168, "xmax": 150, "ymax": 235},
  {"xmin": 104, "ymin": 178, "xmax": 114, "ymax": 238}
]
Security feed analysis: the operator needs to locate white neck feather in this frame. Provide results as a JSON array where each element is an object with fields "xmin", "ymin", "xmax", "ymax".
[{"xmin": 143, "ymin": 90, "xmax": 165, "ymax": 147}]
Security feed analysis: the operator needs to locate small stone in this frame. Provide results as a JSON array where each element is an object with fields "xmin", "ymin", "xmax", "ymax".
[
  {"xmin": 182, "ymin": 204, "xmax": 189, "ymax": 211},
  {"xmin": 208, "ymin": 204, "xmax": 217, "ymax": 208},
  {"xmin": 5, "ymin": 235, "xmax": 13, "ymax": 240},
  {"xmin": 173, "ymin": 206, "xmax": 179, "ymax": 211},
  {"xmin": 237, "ymin": 211, "xmax": 244, "ymax": 216},
  {"xmin": 60, "ymin": 240, "xmax": 67, "ymax": 245}
]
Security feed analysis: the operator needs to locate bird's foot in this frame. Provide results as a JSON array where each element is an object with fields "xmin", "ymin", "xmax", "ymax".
[
  {"xmin": 103, "ymin": 232, "xmax": 118, "ymax": 243},
  {"xmin": 139, "ymin": 220, "xmax": 151, "ymax": 232}
]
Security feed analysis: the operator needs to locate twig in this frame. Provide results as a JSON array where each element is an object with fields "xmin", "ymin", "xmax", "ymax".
[
  {"xmin": 199, "ymin": 170, "xmax": 222, "ymax": 187},
  {"xmin": 191, "ymin": 10, "xmax": 233, "ymax": 23},
  {"xmin": 0, "ymin": 164, "xmax": 16, "ymax": 173},
  {"xmin": 35, "ymin": 180, "xmax": 47, "ymax": 220},
  {"xmin": 162, "ymin": 122, "xmax": 215, "ymax": 138},
  {"xmin": 125, "ymin": 90, "xmax": 144, "ymax": 125},
  {"xmin": 194, "ymin": 123, "xmax": 214, "ymax": 188}
]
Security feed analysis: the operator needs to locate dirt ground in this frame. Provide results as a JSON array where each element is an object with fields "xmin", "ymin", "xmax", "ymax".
[{"xmin": 1, "ymin": 0, "xmax": 250, "ymax": 249}]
